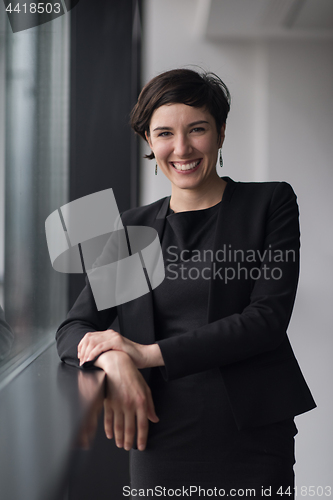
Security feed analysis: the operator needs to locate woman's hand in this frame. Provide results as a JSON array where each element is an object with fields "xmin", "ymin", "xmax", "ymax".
[
  {"xmin": 95, "ymin": 350, "xmax": 159, "ymax": 451},
  {"xmin": 78, "ymin": 329, "xmax": 164, "ymax": 369}
]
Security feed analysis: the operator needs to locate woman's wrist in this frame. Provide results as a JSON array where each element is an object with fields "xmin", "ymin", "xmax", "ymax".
[
  {"xmin": 142, "ymin": 343, "xmax": 165, "ymax": 368},
  {"xmin": 94, "ymin": 349, "xmax": 129, "ymax": 372},
  {"xmin": 92, "ymin": 343, "xmax": 165, "ymax": 371}
]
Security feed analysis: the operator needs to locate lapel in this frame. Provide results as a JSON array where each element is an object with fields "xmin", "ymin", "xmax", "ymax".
[
  {"xmin": 207, "ymin": 176, "xmax": 238, "ymax": 323},
  {"xmin": 122, "ymin": 177, "xmax": 238, "ymax": 344},
  {"xmin": 141, "ymin": 196, "xmax": 170, "ymax": 344},
  {"xmin": 119, "ymin": 197, "xmax": 170, "ymax": 347},
  {"xmin": 152, "ymin": 195, "xmax": 171, "ymax": 240},
  {"xmin": 118, "ymin": 196, "xmax": 169, "ymax": 384}
]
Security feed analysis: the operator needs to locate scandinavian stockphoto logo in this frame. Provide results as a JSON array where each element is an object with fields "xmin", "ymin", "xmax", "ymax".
[
  {"xmin": 3, "ymin": 0, "xmax": 80, "ymax": 33},
  {"xmin": 45, "ymin": 189, "xmax": 165, "ymax": 311}
]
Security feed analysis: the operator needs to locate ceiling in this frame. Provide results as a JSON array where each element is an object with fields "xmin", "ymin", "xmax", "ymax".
[{"xmin": 195, "ymin": 0, "xmax": 333, "ymax": 39}]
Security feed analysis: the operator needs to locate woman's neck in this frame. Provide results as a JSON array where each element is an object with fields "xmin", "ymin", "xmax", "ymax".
[{"xmin": 169, "ymin": 177, "xmax": 227, "ymax": 213}]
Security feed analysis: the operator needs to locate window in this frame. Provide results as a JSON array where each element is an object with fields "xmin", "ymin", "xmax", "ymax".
[{"xmin": 0, "ymin": 8, "xmax": 70, "ymax": 386}]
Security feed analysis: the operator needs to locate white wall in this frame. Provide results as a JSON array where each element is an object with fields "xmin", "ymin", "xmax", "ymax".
[
  {"xmin": 267, "ymin": 40, "xmax": 333, "ymax": 488},
  {"xmin": 141, "ymin": 0, "xmax": 333, "ymax": 490}
]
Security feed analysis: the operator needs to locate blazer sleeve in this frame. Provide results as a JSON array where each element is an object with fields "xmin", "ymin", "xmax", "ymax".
[
  {"xmin": 156, "ymin": 182, "xmax": 301, "ymax": 381},
  {"xmin": 56, "ymin": 277, "xmax": 118, "ymax": 368},
  {"xmin": 56, "ymin": 212, "xmax": 127, "ymax": 368}
]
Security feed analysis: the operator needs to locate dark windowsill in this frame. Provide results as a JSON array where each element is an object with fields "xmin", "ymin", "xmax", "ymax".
[{"xmin": 0, "ymin": 342, "xmax": 106, "ymax": 500}]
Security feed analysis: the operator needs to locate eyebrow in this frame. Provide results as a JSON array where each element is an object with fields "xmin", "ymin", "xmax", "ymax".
[{"xmin": 152, "ymin": 120, "xmax": 210, "ymax": 132}]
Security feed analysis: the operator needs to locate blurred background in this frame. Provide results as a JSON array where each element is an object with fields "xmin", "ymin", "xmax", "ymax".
[{"xmin": 0, "ymin": 0, "xmax": 332, "ymax": 496}]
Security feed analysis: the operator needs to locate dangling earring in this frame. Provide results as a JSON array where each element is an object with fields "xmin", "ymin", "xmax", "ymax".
[
  {"xmin": 155, "ymin": 163, "xmax": 158, "ymax": 175},
  {"xmin": 219, "ymin": 148, "xmax": 223, "ymax": 168}
]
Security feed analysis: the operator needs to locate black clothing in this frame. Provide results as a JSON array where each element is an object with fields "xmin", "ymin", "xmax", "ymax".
[
  {"xmin": 148, "ymin": 202, "xmax": 230, "ymax": 458},
  {"xmin": 129, "ymin": 201, "xmax": 298, "ymax": 498},
  {"xmin": 56, "ymin": 177, "xmax": 315, "ymax": 435}
]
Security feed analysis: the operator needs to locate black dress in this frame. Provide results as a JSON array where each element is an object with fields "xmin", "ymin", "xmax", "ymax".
[{"xmin": 130, "ymin": 201, "xmax": 297, "ymax": 499}]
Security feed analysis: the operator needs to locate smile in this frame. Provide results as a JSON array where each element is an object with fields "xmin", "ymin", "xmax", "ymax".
[{"xmin": 171, "ymin": 159, "xmax": 201, "ymax": 172}]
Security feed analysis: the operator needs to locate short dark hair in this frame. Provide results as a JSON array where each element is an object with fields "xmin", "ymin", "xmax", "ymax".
[{"xmin": 130, "ymin": 68, "xmax": 231, "ymax": 159}]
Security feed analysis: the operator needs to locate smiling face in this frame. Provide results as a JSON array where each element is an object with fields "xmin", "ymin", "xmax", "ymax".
[{"xmin": 146, "ymin": 103, "xmax": 225, "ymax": 196}]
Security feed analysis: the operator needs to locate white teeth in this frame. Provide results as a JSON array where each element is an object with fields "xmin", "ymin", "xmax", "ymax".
[{"xmin": 173, "ymin": 160, "xmax": 200, "ymax": 171}]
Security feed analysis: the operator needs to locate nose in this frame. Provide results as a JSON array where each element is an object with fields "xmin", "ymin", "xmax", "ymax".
[{"xmin": 173, "ymin": 133, "xmax": 192, "ymax": 157}]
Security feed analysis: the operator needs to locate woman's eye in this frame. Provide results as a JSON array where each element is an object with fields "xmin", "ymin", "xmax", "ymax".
[
  {"xmin": 158, "ymin": 131, "xmax": 171, "ymax": 137},
  {"xmin": 191, "ymin": 127, "xmax": 205, "ymax": 133}
]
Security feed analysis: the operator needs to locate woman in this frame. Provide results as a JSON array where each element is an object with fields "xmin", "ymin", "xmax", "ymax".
[{"xmin": 56, "ymin": 69, "xmax": 316, "ymax": 498}]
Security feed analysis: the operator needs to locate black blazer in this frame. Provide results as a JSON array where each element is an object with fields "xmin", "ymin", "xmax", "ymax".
[{"xmin": 56, "ymin": 177, "xmax": 316, "ymax": 430}]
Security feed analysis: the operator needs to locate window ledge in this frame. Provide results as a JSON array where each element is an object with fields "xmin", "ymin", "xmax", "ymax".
[{"xmin": 0, "ymin": 342, "xmax": 105, "ymax": 500}]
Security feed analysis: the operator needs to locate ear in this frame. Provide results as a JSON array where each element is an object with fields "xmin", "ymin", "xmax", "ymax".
[
  {"xmin": 218, "ymin": 124, "xmax": 226, "ymax": 148},
  {"xmin": 145, "ymin": 130, "xmax": 153, "ymax": 150}
]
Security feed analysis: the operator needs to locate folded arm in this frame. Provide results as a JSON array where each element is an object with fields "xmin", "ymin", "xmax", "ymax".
[
  {"xmin": 57, "ymin": 182, "xmax": 299, "ymax": 383},
  {"xmin": 156, "ymin": 182, "xmax": 300, "ymax": 380}
]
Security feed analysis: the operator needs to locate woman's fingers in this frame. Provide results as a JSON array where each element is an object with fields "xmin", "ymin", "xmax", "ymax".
[
  {"xmin": 78, "ymin": 330, "xmax": 154, "ymax": 370},
  {"xmin": 80, "ymin": 343, "xmax": 110, "ymax": 365},
  {"xmin": 78, "ymin": 333, "xmax": 96, "ymax": 364},
  {"xmin": 113, "ymin": 410, "xmax": 125, "ymax": 448},
  {"xmin": 136, "ymin": 406, "xmax": 149, "ymax": 451},
  {"xmin": 78, "ymin": 330, "xmax": 122, "ymax": 365},
  {"xmin": 105, "ymin": 405, "xmax": 150, "ymax": 451},
  {"xmin": 78, "ymin": 332, "xmax": 105, "ymax": 365},
  {"xmin": 135, "ymin": 387, "xmax": 159, "ymax": 450},
  {"xmin": 96, "ymin": 351, "xmax": 158, "ymax": 451},
  {"xmin": 124, "ymin": 411, "xmax": 136, "ymax": 451}
]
